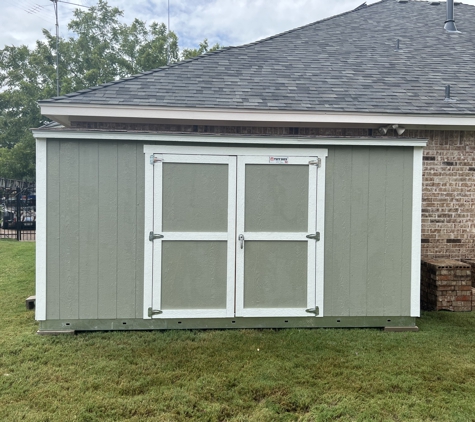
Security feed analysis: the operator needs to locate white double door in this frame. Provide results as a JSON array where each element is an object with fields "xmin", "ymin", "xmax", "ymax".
[{"xmin": 149, "ymin": 152, "xmax": 323, "ymax": 319}]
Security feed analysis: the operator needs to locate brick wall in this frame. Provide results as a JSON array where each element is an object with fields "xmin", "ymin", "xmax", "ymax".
[
  {"xmin": 70, "ymin": 122, "xmax": 475, "ymax": 259},
  {"xmin": 411, "ymin": 130, "xmax": 475, "ymax": 260}
]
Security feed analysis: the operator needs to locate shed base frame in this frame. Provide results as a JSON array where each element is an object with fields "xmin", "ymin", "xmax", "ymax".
[{"xmin": 37, "ymin": 316, "xmax": 417, "ymax": 333}]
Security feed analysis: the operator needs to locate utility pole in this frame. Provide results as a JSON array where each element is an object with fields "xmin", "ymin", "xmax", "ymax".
[
  {"xmin": 50, "ymin": 0, "xmax": 90, "ymax": 97},
  {"xmin": 167, "ymin": 0, "xmax": 170, "ymax": 65},
  {"xmin": 51, "ymin": 0, "xmax": 60, "ymax": 96}
]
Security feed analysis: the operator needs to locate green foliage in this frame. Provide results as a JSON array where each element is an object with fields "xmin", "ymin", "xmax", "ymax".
[
  {"xmin": 182, "ymin": 39, "xmax": 222, "ymax": 60},
  {"xmin": 2, "ymin": 241, "xmax": 475, "ymax": 421},
  {"xmin": 0, "ymin": 0, "xmax": 214, "ymax": 181}
]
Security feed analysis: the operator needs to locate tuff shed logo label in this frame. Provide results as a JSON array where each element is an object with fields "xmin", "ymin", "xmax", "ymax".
[{"xmin": 269, "ymin": 156, "xmax": 289, "ymax": 164}]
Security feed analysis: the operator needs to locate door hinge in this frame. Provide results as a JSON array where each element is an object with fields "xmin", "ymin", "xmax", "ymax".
[
  {"xmin": 150, "ymin": 155, "xmax": 163, "ymax": 165},
  {"xmin": 148, "ymin": 307, "xmax": 163, "ymax": 317},
  {"xmin": 309, "ymin": 158, "xmax": 321, "ymax": 167},
  {"xmin": 305, "ymin": 307, "xmax": 319, "ymax": 316},
  {"xmin": 149, "ymin": 231, "xmax": 164, "ymax": 241},
  {"xmin": 306, "ymin": 232, "xmax": 320, "ymax": 241}
]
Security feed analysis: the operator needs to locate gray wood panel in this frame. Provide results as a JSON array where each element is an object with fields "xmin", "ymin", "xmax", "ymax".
[
  {"xmin": 97, "ymin": 142, "xmax": 118, "ymax": 319},
  {"xmin": 401, "ymin": 150, "xmax": 414, "ymax": 316},
  {"xmin": 78, "ymin": 142, "xmax": 99, "ymax": 319},
  {"xmin": 324, "ymin": 147, "xmax": 414, "ymax": 317},
  {"xmin": 46, "ymin": 140, "xmax": 61, "ymax": 319},
  {"xmin": 58, "ymin": 141, "xmax": 80, "ymax": 319},
  {"xmin": 117, "ymin": 142, "xmax": 137, "ymax": 318},
  {"xmin": 349, "ymin": 147, "xmax": 369, "ymax": 316},
  {"xmin": 327, "ymin": 148, "xmax": 352, "ymax": 316},
  {"xmin": 135, "ymin": 143, "xmax": 145, "ymax": 319},
  {"xmin": 45, "ymin": 140, "xmax": 415, "ymax": 321}
]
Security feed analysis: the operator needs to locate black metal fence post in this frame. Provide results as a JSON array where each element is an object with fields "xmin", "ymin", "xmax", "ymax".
[{"xmin": 16, "ymin": 189, "xmax": 21, "ymax": 241}]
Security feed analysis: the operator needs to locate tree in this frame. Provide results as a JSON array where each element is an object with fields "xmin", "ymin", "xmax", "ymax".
[
  {"xmin": 181, "ymin": 39, "xmax": 222, "ymax": 60},
  {"xmin": 0, "ymin": 0, "xmax": 202, "ymax": 180}
]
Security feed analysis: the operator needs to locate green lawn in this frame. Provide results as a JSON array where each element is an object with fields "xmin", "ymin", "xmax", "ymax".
[{"xmin": 1, "ymin": 240, "xmax": 475, "ymax": 421}]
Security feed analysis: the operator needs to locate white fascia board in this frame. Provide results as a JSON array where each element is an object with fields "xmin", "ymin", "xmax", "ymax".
[
  {"xmin": 32, "ymin": 129, "xmax": 427, "ymax": 147},
  {"xmin": 40, "ymin": 103, "xmax": 475, "ymax": 127}
]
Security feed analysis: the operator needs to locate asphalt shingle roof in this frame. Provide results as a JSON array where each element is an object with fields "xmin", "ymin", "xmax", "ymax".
[{"xmin": 39, "ymin": 0, "xmax": 475, "ymax": 115}]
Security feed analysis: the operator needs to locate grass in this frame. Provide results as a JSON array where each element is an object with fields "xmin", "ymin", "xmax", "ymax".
[{"xmin": 1, "ymin": 240, "xmax": 475, "ymax": 421}]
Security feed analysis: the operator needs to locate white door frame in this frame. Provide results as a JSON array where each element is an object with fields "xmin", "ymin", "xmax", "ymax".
[
  {"xmin": 150, "ymin": 154, "xmax": 236, "ymax": 318},
  {"xmin": 235, "ymin": 155, "xmax": 318, "ymax": 317},
  {"xmin": 143, "ymin": 145, "xmax": 328, "ymax": 319}
]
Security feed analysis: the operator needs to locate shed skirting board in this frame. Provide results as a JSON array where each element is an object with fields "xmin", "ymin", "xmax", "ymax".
[{"xmin": 37, "ymin": 316, "xmax": 418, "ymax": 332}]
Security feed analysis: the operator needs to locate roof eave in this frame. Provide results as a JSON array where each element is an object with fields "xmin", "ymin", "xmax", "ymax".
[{"xmin": 39, "ymin": 102, "xmax": 475, "ymax": 129}]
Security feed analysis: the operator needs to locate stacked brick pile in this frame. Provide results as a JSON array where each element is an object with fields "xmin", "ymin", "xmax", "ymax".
[
  {"xmin": 421, "ymin": 259, "xmax": 472, "ymax": 312},
  {"xmin": 461, "ymin": 260, "xmax": 475, "ymax": 311}
]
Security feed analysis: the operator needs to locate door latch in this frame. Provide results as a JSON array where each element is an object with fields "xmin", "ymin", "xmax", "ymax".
[
  {"xmin": 305, "ymin": 307, "xmax": 319, "ymax": 316},
  {"xmin": 306, "ymin": 232, "xmax": 320, "ymax": 241},
  {"xmin": 238, "ymin": 234, "xmax": 245, "ymax": 249},
  {"xmin": 149, "ymin": 231, "xmax": 164, "ymax": 241}
]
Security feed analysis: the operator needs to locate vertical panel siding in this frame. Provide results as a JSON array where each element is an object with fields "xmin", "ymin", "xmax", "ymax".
[
  {"xmin": 135, "ymin": 143, "xmax": 145, "ymax": 319},
  {"xmin": 117, "ymin": 143, "xmax": 138, "ymax": 318},
  {"xmin": 46, "ymin": 140, "xmax": 61, "ymax": 319},
  {"xmin": 78, "ymin": 142, "xmax": 99, "ymax": 319},
  {"xmin": 401, "ymin": 151, "xmax": 414, "ymax": 316},
  {"xmin": 47, "ymin": 139, "xmax": 145, "ymax": 320},
  {"xmin": 97, "ymin": 142, "xmax": 118, "ymax": 319},
  {"xmin": 46, "ymin": 140, "xmax": 414, "ymax": 321},
  {"xmin": 324, "ymin": 147, "xmax": 414, "ymax": 317},
  {"xmin": 58, "ymin": 141, "xmax": 80, "ymax": 319},
  {"xmin": 349, "ymin": 148, "xmax": 370, "ymax": 316}
]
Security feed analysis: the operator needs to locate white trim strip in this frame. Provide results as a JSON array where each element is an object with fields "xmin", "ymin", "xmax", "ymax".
[
  {"xmin": 152, "ymin": 158, "xmax": 163, "ymax": 316},
  {"xmin": 160, "ymin": 233, "xmax": 228, "ymax": 241},
  {"xmin": 39, "ymin": 103, "xmax": 475, "ymax": 127},
  {"xmin": 145, "ymin": 145, "xmax": 330, "ymax": 157},
  {"xmin": 152, "ymin": 309, "xmax": 229, "ymax": 318},
  {"xmin": 411, "ymin": 147, "xmax": 423, "ymax": 318},
  {"xmin": 226, "ymin": 157, "xmax": 237, "ymax": 318},
  {"xmin": 315, "ymin": 155, "xmax": 326, "ymax": 317},
  {"xmin": 35, "ymin": 138, "xmax": 47, "ymax": 321},
  {"xmin": 33, "ymin": 130, "xmax": 427, "ymax": 147},
  {"xmin": 238, "ymin": 308, "xmax": 313, "ymax": 317},
  {"xmin": 240, "ymin": 233, "xmax": 309, "ymax": 241},
  {"xmin": 307, "ymin": 161, "xmax": 318, "ymax": 316},
  {"xmin": 143, "ymin": 153, "xmax": 155, "ymax": 318}
]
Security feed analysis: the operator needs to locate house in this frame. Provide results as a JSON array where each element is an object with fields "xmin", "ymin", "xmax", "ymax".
[{"xmin": 33, "ymin": 0, "xmax": 475, "ymax": 333}]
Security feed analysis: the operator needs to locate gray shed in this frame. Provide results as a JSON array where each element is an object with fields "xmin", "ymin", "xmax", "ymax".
[{"xmin": 32, "ymin": 0, "xmax": 440, "ymax": 334}]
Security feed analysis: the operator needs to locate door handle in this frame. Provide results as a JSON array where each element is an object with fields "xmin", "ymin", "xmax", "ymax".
[{"xmin": 238, "ymin": 234, "xmax": 244, "ymax": 249}]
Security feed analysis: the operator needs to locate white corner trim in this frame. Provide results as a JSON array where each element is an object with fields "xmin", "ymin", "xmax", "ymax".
[
  {"xmin": 411, "ymin": 147, "xmax": 423, "ymax": 317},
  {"xmin": 315, "ymin": 155, "xmax": 326, "ymax": 317},
  {"xmin": 39, "ymin": 103, "xmax": 475, "ymax": 127},
  {"xmin": 32, "ymin": 129, "xmax": 427, "ymax": 147},
  {"xmin": 35, "ymin": 138, "xmax": 47, "ymax": 321}
]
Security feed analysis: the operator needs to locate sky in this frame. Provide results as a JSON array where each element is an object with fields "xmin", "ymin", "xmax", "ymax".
[
  {"xmin": 3, "ymin": 0, "xmax": 475, "ymax": 52},
  {"xmin": 3, "ymin": 0, "xmax": 475, "ymax": 51}
]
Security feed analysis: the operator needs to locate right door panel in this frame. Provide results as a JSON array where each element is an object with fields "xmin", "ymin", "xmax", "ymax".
[{"xmin": 236, "ymin": 156, "xmax": 319, "ymax": 317}]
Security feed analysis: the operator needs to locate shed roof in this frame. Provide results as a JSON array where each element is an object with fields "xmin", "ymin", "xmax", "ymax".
[{"xmin": 39, "ymin": 0, "xmax": 475, "ymax": 115}]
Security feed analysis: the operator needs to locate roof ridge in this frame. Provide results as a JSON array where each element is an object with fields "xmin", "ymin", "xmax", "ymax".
[{"xmin": 39, "ymin": 0, "xmax": 390, "ymax": 103}]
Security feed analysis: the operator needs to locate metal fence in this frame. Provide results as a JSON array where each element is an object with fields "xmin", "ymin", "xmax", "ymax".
[{"xmin": 0, "ymin": 187, "xmax": 36, "ymax": 241}]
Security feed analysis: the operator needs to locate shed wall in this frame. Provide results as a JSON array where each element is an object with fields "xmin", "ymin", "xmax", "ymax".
[{"xmin": 44, "ymin": 140, "xmax": 414, "ymax": 320}]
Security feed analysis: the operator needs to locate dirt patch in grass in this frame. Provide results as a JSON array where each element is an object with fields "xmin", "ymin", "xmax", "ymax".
[{"xmin": 1, "ymin": 240, "xmax": 475, "ymax": 421}]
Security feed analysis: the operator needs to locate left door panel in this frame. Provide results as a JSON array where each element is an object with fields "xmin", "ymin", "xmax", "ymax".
[{"xmin": 151, "ymin": 154, "xmax": 236, "ymax": 318}]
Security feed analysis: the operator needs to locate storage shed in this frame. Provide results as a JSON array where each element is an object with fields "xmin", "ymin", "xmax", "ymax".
[{"xmin": 33, "ymin": 0, "xmax": 462, "ymax": 333}]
